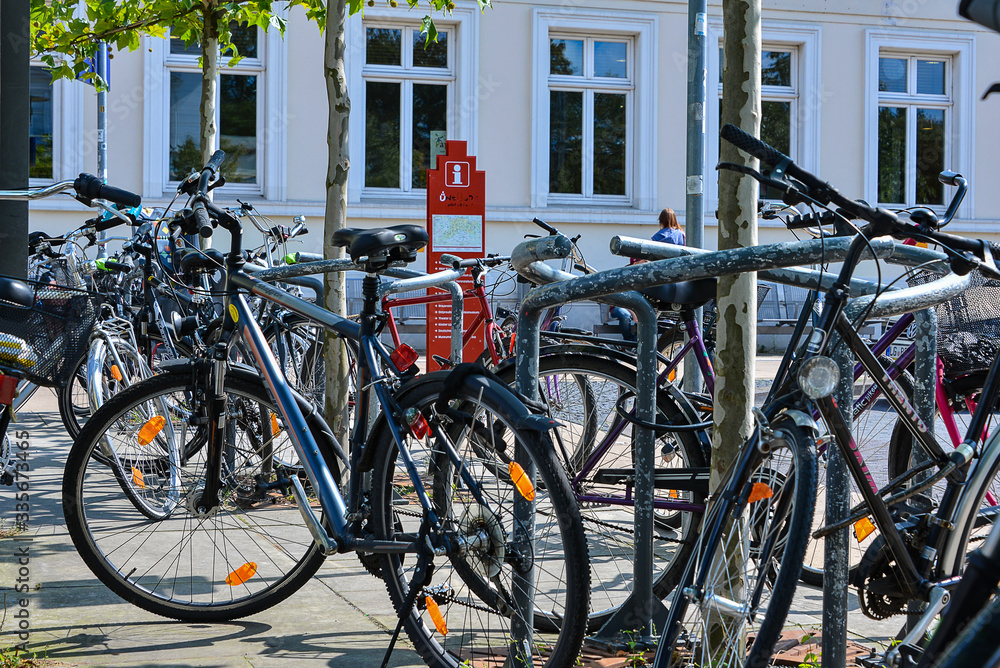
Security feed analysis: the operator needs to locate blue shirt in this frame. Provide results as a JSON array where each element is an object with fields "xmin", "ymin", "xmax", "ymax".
[{"xmin": 652, "ymin": 227, "xmax": 685, "ymax": 245}]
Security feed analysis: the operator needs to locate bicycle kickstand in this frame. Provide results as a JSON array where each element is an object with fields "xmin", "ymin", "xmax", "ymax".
[{"xmin": 379, "ymin": 523, "xmax": 436, "ymax": 668}]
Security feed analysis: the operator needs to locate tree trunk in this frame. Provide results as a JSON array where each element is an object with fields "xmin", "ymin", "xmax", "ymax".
[
  {"xmin": 199, "ymin": 0, "xmax": 219, "ymax": 167},
  {"xmin": 323, "ymin": 0, "xmax": 351, "ymax": 452},
  {"xmin": 710, "ymin": 0, "xmax": 760, "ymax": 659},
  {"xmin": 199, "ymin": 0, "xmax": 219, "ymax": 250}
]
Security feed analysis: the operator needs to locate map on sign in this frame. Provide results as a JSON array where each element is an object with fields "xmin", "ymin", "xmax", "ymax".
[{"xmin": 432, "ymin": 214, "xmax": 483, "ymax": 252}]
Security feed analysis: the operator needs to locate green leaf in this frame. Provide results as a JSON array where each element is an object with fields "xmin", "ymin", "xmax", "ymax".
[{"xmin": 419, "ymin": 16, "xmax": 437, "ymax": 45}]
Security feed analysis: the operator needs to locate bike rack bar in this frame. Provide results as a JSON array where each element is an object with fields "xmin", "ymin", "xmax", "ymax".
[
  {"xmin": 249, "ymin": 258, "xmax": 467, "ymax": 366},
  {"xmin": 379, "ymin": 267, "xmax": 465, "ymax": 366},
  {"xmin": 513, "ymin": 233, "xmax": 966, "ymax": 659}
]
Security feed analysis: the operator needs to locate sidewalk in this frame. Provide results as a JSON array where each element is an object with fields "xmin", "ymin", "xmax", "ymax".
[{"xmin": 0, "ymin": 360, "xmax": 903, "ymax": 667}]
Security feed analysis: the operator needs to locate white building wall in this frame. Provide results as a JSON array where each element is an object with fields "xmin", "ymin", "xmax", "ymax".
[{"xmin": 27, "ymin": 0, "xmax": 1000, "ymax": 312}]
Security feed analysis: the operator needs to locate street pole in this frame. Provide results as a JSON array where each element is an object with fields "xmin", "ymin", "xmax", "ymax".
[
  {"xmin": 96, "ymin": 42, "xmax": 109, "ymax": 258},
  {"xmin": 684, "ymin": 0, "xmax": 707, "ymax": 391},
  {"xmin": 0, "ymin": 0, "xmax": 31, "ymax": 279}
]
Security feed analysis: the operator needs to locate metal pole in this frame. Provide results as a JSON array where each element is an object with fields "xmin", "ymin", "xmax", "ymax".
[
  {"xmin": 684, "ymin": 0, "xmax": 707, "ymax": 391},
  {"xmin": 96, "ymin": 42, "xmax": 109, "ymax": 258},
  {"xmin": 0, "ymin": 0, "xmax": 30, "ymax": 279},
  {"xmin": 822, "ymin": 341, "xmax": 851, "ymax": 668}
]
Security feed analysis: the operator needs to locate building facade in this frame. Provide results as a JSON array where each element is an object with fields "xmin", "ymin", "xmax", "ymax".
[{"xmin": 27, "ymin": 0, "xmax": 1000, "ymax": 326}]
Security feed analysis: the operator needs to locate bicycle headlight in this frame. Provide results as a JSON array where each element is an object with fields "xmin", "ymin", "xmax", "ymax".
[{"xmin": 797, "ymin": 356, "xmax": 839, "ymax": 399}]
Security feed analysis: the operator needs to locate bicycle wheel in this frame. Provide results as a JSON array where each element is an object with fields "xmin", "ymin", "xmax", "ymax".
[
  {"xmin": 655, "ymin": 419, "xmax": 817, "ymax": 668},
  {"xmin": 62, "ymin": 370, "xmax": 329, "ymax": 621},
  {"xmin": 369, "ymin": 371, "xmax": 590, "ymax": 668},
  {"xmin": 800, "ymin": 355, "xmax": 912, "ymax": 587},
  {"xmin": 57, "ymin": 352, "xmax": 89, "ymax": 438},
  {"xmin": 929, "ymin": 595, "xmax": 1000, "ymax": 668},
  {"xmin": 497, "ymin": 352, "xmax": 708, "ymax": 629}
]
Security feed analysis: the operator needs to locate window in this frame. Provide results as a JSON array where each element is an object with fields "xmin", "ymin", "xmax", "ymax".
[
  {"xmin": 29, "ymin": 66, "xmax": 54, "ymax": 180},
  {"xmin": 143, "ymin": 15, "xmax": 288, "ymax": 200},
  {"xmin": 346, "ymin": 7, "xmax": 478, "ymax": 205},
  {"xmin": 363, "ymin": 25, "xmax": 452, "ymax": 191},
  {"xmin": 705, "ymin": 21, "xmax": 821, "ymax": 213},
  {"xmin": 532, "ymin": 10, "xmax": 656, "ymax": 209},
  {"xmin": 548, "ymin": 36, "xmax": 631, "ymax": 200},
  {"xmin": 716, "ymin": 48, "xmax": 797, "ymax": 200},
  {"xmin": 864, "ymin": 30, "xmax": 974, "ymax": 217},
  {"xmin": 876, "ymin": 55, "xmax": 950, "ymax": 206},
  {"xmin": 167, "ymin": 25, "xmax": 263, "ymax": 188}
]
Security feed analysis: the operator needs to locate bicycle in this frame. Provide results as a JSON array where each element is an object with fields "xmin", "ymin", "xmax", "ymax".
[
  {"xmin": 61, "ymin": 151, "xmax": 591, "ymax": 668},
  {"xmin": 645, "ymin": 122, "xmax": 1000, "ymax": 667}
]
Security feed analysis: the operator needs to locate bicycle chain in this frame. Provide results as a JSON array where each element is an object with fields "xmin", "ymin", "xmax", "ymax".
[{"xmin": 580, "ymin": 512, "xmax": 685, "ymax": 545}]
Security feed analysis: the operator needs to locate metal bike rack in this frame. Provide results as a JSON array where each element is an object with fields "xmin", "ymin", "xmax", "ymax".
[
  {"xmin": 251, "ymin": 258, "xmax": 467, "ymax": 366},
  {"xmin": 510, "ymin": 235, "xmax": 927, "ymax": 652},
  {"xmin": 613, "ymin": 234, "xmax": 966, "ymax": 667}
]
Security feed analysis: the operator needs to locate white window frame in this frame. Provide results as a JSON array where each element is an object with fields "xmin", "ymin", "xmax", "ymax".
[
  {"xmin": 531, "ymin": 9, "xmax": 656, "ymax": 210},
  {"xmin": 143, "ymin": 17, "xmax": 288, "ymax": 200},
  {"xmin": 28, "ymin": 61, "xmax": 84, "ymax": 186},
  {"xmin": 706, "ymin": 21, "xmax": 821, "ymax": 217},
  {"xmin": 346, "ymin": 4, "xmax": 478, "ymax": 204},
  {"xmin": 864, "ymin": 29, "xmax": 974, "ymax": 219}
]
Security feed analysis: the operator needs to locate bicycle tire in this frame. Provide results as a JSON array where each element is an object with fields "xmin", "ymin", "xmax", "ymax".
[
  {"xmin": 57, "ymin": 353, "xmax": 89, "ymax": 439},
  {"xmin": 928, "ymin": 595, "xmax": 1000, "ymax": 668},
  {"xmin": 369, "ymin": 371, "xmax": 590, "ymax": 668},
  {"xmin": 800, "ymin": 355, "xmax": 914, "ymax": 588},
  {"xmin": 62, "ymin": 370, "xmax": 329, "ymax": 621},
  {"xmin": 654, "ymin": 419, "xmax": 817, "ymax": 668},
  {"xmin": 496, "ymin": 351, "xmax": 708, "ymax": 629}
]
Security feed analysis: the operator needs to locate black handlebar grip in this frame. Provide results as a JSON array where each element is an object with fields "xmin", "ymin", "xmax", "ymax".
[
  {"xmin": 102, "ymin": 260, "xmax": 130, "ymax": 273},
  {"xmin": 205, "ymin": 150, "xmax": 226, "ymax": 177},
  {"xmin": 193, "ymin": 203, "xmax": 213, "ymax": 238},
  {"xmin": 74, "ymin": 173, "xmax": 142, "ymax": 208},
  {"xmin": 532, "ymin": 218, "xmax": 560, "ymax": 235},
  {"xmin": 991, "ymin": 242, "xmax": 1000, "ymax": 262},
  {"xmin": 93, "ymin": 216, "xmax": 127, "ymax": 232},
  {"xmin": 720, "ymin": 124, "xmax": 788, "ymax": 168}
]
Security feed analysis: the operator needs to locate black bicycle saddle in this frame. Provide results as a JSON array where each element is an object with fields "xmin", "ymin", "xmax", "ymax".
[
  {"xmin": 640, "ymin": 277, "xmax": 717, "ymax": 310},
  {"xmin": 333, "ymin": 225, "xmax": 429, "ymax": 271}
]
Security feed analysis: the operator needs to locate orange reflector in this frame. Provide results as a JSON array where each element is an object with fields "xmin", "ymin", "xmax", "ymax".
[
  {"xmin": 405, "ymin": 408, "xmax": 429, "ymax": 439},
  {"xmin": 509, "ymin": 462, "xmax": 535, "ymax": 501},
  {"xmin": 226, "ymin": 562, "xmax": 258, "ymax": 586},
  {"xmin": 668, "ymin": 369, "xmax": 677, "ymax": 383},
  {"xmin": 669, "ymin": 489, "xmax": 679, "ymax": 499},
  {"xmin": 110, "ymin": 364, "xmax": 123, "ymax": 382},
  {"xmin": 390, "ymin": 343, "xmax": 419, "ymax": 372},
  {"xmin": 854, "ymin": 517, "xmax": 876, "ymax": 542},
  {"xmin": 137, "ymin": 415, "xmax": 165, "ymax": 446},
  {"xmin": 425, "ymin": 596, "xmax": 448, "ymax": 635},
  {"xmin": 748, "ymin": 482, "xmax": 773, "ymax": 504},
  {"xmin": 132, "ymin": 467, "xmax": 145, "ymax": 489},
  {"xmin": 270, "ymin": 413, "xmax": 281, "ymax": 436}
]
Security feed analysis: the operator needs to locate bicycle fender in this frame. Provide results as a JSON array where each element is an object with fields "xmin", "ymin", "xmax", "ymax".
[
  {"xmin": 773, "ymin": 409, "xmax": 821, "ymax": 436},
  {"xmin": 358, "ymin": 369, "xmax": 560, "ymax": 473}
]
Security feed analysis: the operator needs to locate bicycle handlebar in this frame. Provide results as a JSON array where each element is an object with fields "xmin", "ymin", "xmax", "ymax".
[
  {"xmin": 73, "ymin": 173, "xmax": 142, "ymax": 208},
  {"xmin": 438, "ymin": 253, "xmax": 511, "ymax": 269},
  {"xmin": 719, "ymin": 123, "xmax": 1000, "ymax": 276},
  {"xmin": 191, "ymin": 150, "xmax": 226, "ymax": 238}
]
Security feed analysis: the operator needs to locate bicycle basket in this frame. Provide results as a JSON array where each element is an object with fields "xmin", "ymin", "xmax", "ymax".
[
  {"xmin": 0, "ymin": 277, "xmax": 100, "ymax": 387},
  {"xmin": 907, "ymin": 270, "xmax": 1000, "ymax": 376}
]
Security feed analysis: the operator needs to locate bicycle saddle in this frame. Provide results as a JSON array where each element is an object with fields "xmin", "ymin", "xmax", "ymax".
[
  {"xmin": 333, "ymin": 225, "xmax": 428, "ymax": 271},
  {"xmin": 177, "ymin": 248, "xmax": 225, "ymax": 274},
  {"xmin": 0, "ymin": 277, "xmax": 34, "ymax": 308},
  {"xmin": 640, "ymin": 277, "xmax": 717, "ymax": 309}
]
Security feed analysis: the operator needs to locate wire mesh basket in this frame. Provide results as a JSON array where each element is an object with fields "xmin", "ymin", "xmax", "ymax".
[
  {"xmin": 907, "ymin": 269, "xmax": 1000, "ymax": 376},
  {"xmin": 0, "ymin": 277, "xmax": 100, "ymax": 387}
]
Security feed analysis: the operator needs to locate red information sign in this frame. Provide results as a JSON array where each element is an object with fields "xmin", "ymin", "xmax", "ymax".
[{"xmin": 426, "ymin": 141, "xmax": 486, "ymax": 370}]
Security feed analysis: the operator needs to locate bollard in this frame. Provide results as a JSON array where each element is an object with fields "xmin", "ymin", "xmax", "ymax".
[{"xmin": 822, "ymin": 342, "xmax": 852, "ymax": 668}]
